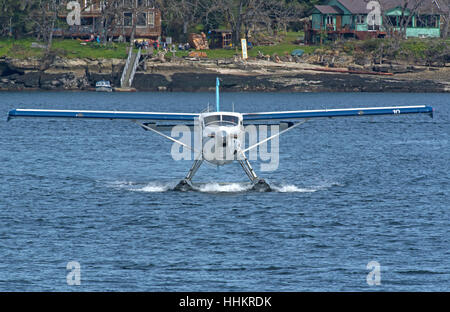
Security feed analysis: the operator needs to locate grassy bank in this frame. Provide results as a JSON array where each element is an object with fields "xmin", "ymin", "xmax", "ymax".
[
  {"xmin": 0, "ymin": 38, "xmax": 129, "ymax": 59},
  {"xmin": 174, "ymin": 31, "xmax": 318, "ymax": 58},
  {"xmin": 1, "ymin": 34, "xmax": 447, "ymax": 64},
  {"xmin": 339, "ymin": 37, "xmax": 450, "ymax": 64},
  {"xmin": 0, "ymin": 32, "xmax": 315, "ymax": 60}
]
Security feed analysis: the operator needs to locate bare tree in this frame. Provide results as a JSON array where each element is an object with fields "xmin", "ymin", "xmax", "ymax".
[
  {"xmin": 438, "ymin": 0, "xmax": 449, "ymax": 37},
  {"xmin": 398, "ymin": 0, "xmax": 424, "ymax": 38},
  {"xmin": 46, "ymin": 0, "xmax": 58, "ymax": 51},
  {"xmin": 378, "ymin": 0, "xmax": 431, "ymax": 40},
  {"xmin": 206, "ymin": 0, "xmax": 305, "ymax": 46},
  {"xmin": 26, "ymin": 0, "xmax": 60, "ymax": 51},
  {"xmin": 209, "ymin": 0, "xmax": 266, "ymax": 46},
  {"xmin": 165, "ymin": 0, "xmax": 203, "ymax": 36},
  {"xmin": 96, "ymin": 0, "xmax": 126, "ymax": 44},
  {"xmin": 262, "ymin": 0, "xmax": 304, "ymax": 35}
]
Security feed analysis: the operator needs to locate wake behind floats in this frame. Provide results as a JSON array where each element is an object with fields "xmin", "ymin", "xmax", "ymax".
[{"xmin": 7, "ymin": 78, "xmax": 434, "ymax": 192}]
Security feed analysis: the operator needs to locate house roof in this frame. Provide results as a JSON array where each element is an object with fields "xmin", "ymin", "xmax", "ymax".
[
  {"xmin": 434, "ymin": 0, "xmax": 450, "ymax": 13},
  {"xmin": 414, "ymin": 0, "xmax": 449, "ymax": 14},
  {"xmin": 314, "ymin": 5, "xmax": 344, "ymax": 14},
  {"xmin": 337, "ymin": 0, "xmax": 371, "ymax": 14},
  {"xmin": 336, "ymin": 0, "xmax": 447, "ymax": 15}
]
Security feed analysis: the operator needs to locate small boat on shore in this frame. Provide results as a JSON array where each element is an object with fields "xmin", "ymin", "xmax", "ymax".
[{"xmin": 96, "ymin": 80, "xmax": 113, "ymax": 92}]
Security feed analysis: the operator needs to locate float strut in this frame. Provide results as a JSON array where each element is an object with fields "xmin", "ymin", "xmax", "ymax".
[
  {"xmin": 174, "ymin": 158, "xmax": 203, "ymax": 191},
  {"xmin": 238, "ymin": 152, "xmax": 271, "ymax": 192}
]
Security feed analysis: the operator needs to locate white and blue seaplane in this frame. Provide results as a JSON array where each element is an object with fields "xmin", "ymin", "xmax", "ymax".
[{"xmin": 7, "ymin": 78, "xmax": 433, "ymax": 192}]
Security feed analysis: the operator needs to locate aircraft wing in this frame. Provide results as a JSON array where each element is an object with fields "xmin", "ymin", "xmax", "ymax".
[
  {"xmin": 242, "ymin": 105, "xmax": 433, "ymax": 122},
  {"xmin": 7, "ymin": 109, "xmax": 199, "ymax": 122}
]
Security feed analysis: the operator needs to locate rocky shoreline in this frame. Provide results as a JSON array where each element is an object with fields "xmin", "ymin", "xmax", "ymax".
[{"xmin": 1, "ymin": 56, "xmax": 449, "ymax": 92}]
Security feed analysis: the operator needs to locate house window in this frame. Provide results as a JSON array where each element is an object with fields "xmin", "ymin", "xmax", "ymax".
[
  {"xmin": 356, "ymin": 15, "xmax": 366, "ymax": 24},
  {"xmin": 387, "ymin": 16, "xmax": 398, "ymax": 27},
  {"xmin": 408, "ymin": 17, "xmax": 413, "ymax": 27},
  {"xmin": 137, "ymin": 0, "xmax": 148, "ymax": 7},
  {"xmin": 431, "ymin": 15, "xmax": 438, "ymax": 28},
  {"xmin": 80, "ymin": 17, "xmax": 91, "ymax": 26},
  {"xmin": 123, "ymin": 12, "xmax": 132, "ymax": 27},
  {"xmin": 416, "ymin": 15, "xmax": 427, "ymax": 28},
  {"xmin": 148, "ymin": 11, "xmax": 155, "ymax": 27},
  {"xmin": 98, "ymin": 0, "xmax": 106, "ymax": 10},
  {"xmin": 326, "ymin": 15, "xmax": 333, "ymax": 25},
  {"xmin": 123, "ymin": 0, "xmax": 133, "ymax": 8},
  {"xmin": 137, "ymin": 12, "xmax": 147, "ymax": 27}
]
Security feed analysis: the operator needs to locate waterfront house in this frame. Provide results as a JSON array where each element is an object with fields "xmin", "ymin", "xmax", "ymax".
[
  {"xmin": 54, "ymin": 0, "xmax": 162, "ymax": 41},
  {"xmin": 305, "ymin": 0, "xmax": 447, "ymax": 43}
]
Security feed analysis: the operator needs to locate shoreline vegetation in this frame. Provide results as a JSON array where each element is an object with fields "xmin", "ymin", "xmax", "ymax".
[{"xmin": 1, "ymin": 34, "xmax": 449, "ymax": 93}]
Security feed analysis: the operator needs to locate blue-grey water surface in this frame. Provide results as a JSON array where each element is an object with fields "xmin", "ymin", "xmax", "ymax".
[{"xmin": 0, "ymin": 91, "xmax": 449, "ymax": 291}]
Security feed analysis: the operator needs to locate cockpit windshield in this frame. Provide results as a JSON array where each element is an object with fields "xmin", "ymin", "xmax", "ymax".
[
  {"xmin": 204, "ymin": 115, "xmax": 239, "ymax": 126},
  {"xmin": 204, "ymin": 115, "xmax": 221, "ymax": 125},
  {"xmin": 222, "ymin": 115, "xmax": 239, "ymax": 125}
]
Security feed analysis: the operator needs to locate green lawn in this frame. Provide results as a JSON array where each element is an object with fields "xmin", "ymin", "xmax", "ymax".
[
  {"xmin": 0, "ymin": 33, "xmax": 317, "ymax": 60},
  {"xmin": 2, "ymin": 34, "xmax": 446, "ymax": 62},
  {"xmin": 173, "ymin": 31, "xmax": 318, "ymax": 59},
  {"xmin": 51, "ymin": 39, "xmax": 129, "ymax": 59},
  {"xmin": 0, "ymin": 38, "xmax": 129, "ymax": 59},
  {"xmin": 0, "ymin": 38, "xmax": 45, "ymax": 59}
]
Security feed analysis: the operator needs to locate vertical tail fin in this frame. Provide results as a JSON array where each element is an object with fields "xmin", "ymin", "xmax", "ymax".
[{"xmin": 216, "ymin": 77, "xmax": 220, "ymax": 112}]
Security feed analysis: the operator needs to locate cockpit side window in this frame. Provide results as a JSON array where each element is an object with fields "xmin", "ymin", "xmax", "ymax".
[{"xmin": 204, "ymin": 115, "xmax": 221, "ymax": 125}]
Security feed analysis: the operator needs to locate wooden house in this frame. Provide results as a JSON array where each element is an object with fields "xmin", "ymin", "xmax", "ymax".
[
  {"xmin": 305, "ymin": 0, "xmax": 447, "ymax": 43},
  {"xmin": 54, "ymin": 0, "xmax": 161, "ymax": 40}
]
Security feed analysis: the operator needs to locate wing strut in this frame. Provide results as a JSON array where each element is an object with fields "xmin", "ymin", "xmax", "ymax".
[
  {"xmin": 241, "ymin": 119, "xmax": 308, "ymax": 154},
  {"xmin": 134, "ymin": 121, "xmax": 200, "ymax": 154}
]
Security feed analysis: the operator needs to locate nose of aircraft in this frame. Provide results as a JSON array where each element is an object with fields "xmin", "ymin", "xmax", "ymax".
[{"xmin": 218, "ymin": 130, "xmax": 228, "ymax": 146}]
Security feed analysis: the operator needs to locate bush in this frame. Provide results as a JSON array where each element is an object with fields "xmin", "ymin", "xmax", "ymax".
[
  {"xmin": 400, "ymin": 39, "xmax": 428, "ymax": 59},
  {"xmin": 360, "ymin": 39, "xmax": 381, "ymax": 52}
]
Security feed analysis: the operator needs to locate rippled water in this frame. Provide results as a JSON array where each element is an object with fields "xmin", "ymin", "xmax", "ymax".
[{"xmin": 0, "ymin": 91, "xmax": 449, "ymax": 291}]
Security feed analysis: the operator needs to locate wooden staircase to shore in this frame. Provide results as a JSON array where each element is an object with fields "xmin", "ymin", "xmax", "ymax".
[{"xmin": 119, "ymin": 47, "xmax": 141, "ymax": 90}]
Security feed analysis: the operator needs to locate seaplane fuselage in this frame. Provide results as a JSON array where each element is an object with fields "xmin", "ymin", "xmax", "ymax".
[{"xmin": 199, "ymin": 112, "xmax": 243, "ymax": 166}]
